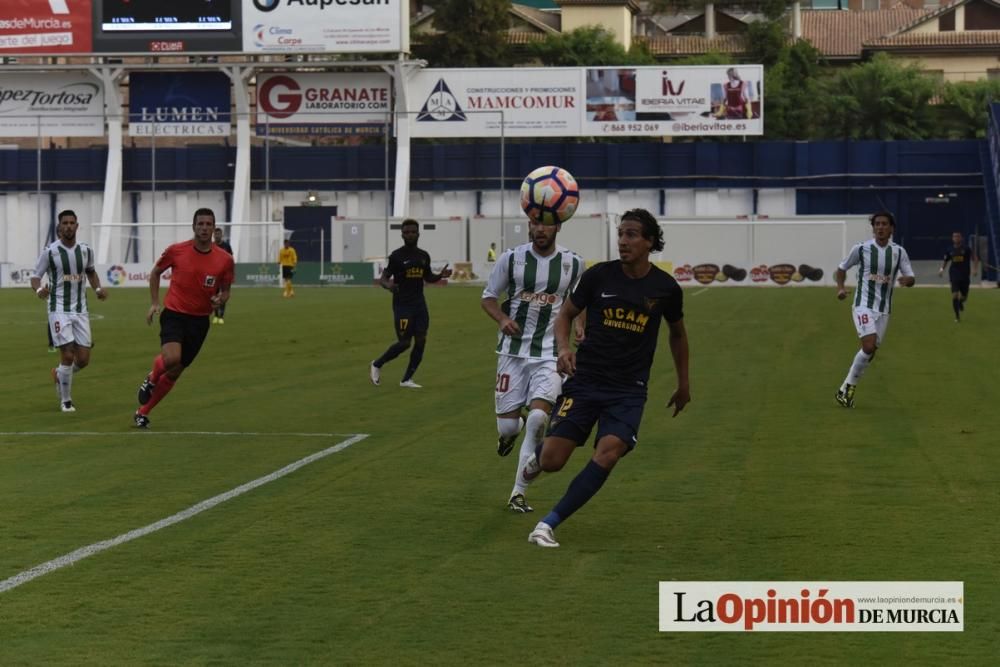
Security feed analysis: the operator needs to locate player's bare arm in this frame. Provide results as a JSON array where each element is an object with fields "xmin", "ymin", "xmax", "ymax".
[
  {"xmin": 211, "ymin": 284, "xmax": 231, "ymax": 307},
  {"xmin": 481, "ymin": 296, "xmax": 521, "ymax": 336},
  {"xmin": 898, "ymin": 275, "xmax": 915, "ymax": 287},
  {"xmin": 29, "ymin": 275, "xmax": 49, "ymax": 299},
  {"xmin": 378, "ymin": 266, "xmax": 397, "ymax": 293},
  {"xmin": 147, "ymin": 265, "xmax": 165, "ymax": 324},
  {"xmin": 834, "ymin": 268, "xmax": 848, "ymax": 300},
  {"xmin": 86, "ymin": 267, "xmax": 108, "ymax": 301},
  {"xmin": 554, "ymin": 299, "xmax": 582, "ymax": 375},
  {"xmin": 425, "ymin": 264, "xmax": 452, "ymax": 282},
  {"xmin": 666, "ymin": 318, "xmax": 691, "ymax": 417}
]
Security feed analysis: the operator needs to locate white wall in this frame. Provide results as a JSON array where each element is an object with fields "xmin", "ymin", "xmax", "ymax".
[{"xmin": 0, "ymin": 186, "xmax": 800, "ymax": 265}]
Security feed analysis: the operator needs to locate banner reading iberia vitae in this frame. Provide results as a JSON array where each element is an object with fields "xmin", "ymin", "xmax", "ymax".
[
  {"xmin": 243, "ymin": 0, "xmax": 404, "ymax": 53},
  {"xmin": 0, "ymin": 72, "xmax": 103, "ymax": 136},
  {"xmin": 409, "ymin": 65, "xmax": 763, "ymax": 138}
]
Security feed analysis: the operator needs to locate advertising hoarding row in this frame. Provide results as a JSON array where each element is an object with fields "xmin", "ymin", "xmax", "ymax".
[
  {"xmin": 0, "ymin": 1, "xmax": 403, "ymax": 55},
  {"xmin": 0, "ymin": 66, "xmax": 763, "ymax": 138}
]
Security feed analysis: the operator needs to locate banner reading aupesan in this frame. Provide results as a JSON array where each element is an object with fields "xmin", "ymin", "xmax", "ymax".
[
  {"xmin": 0, "ymin": 0, "xmax": 92, "ymax": 53},
  {"xmin": 243, "ymin": 0, "xmax": 404, "ymax": 54},
  {"xmin": 409, "ymin": 65, "xmax": 764, "ymax": 138}
]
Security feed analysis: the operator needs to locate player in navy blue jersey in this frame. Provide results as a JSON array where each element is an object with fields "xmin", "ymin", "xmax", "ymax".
[
  {"xmin": 370, "ymin": 219, "xmax": 452, "ymax": 388},
  {"xmin": 522, "ymin": 208, "xmax": 691, "ymax": 548},
  {"xmin": 938, "ymin": 231, "xmax": 977, "ymax": 323}
]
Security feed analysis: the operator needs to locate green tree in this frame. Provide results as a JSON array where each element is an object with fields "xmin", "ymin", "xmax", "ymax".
[
  {"xmin": 820, "ymin": 53, "xmax": 940, "ymax": 140},
  {"xmin": 413, "ymin": 0, "xmax": 511, "ymax": 67},
  {"xmin": 935, "ymin": 79, "xmax": 1000, "ymax": 139},
  {"xmin": 760, "ymin": 39, "xmax": 824, "ymax": 139},
  {"xmin": 527, "ymin": 25, "xmax": 657, "ymax": 66}
]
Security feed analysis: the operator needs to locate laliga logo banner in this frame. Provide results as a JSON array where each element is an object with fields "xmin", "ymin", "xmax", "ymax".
[
  {"xmin": 256, "ymin": 72, "xmax": 391, "ymax": 137},
  {"xmin": 0, "ymin": 0, "xmax": 92, "ymax": 54},
  {"xmin": 243, "ymin": 0, "xmax": 403, "ymax": 54}
]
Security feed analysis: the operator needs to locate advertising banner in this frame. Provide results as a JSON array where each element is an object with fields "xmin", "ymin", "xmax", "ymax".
[
  {"xmin": 409, "ymin": 65, "xmax": 763, "ymax": 138},
  {"xmin": 232, "ymin": 262, "xmax": 375, "ymax": 286},
  {"xmin": 102, "ymin": 263, "xmax": 171, "ymax": 287},
  {"xmin": 243, "ymin": 0, "xmax": 402, "ymax": 54},
  {"xmin": 409, "ymin": 68, "xmax": 581, "ymax": 139},
  {"xmin": 584, "ymin": 65, "xmax": 763, "ymax": 137},
  {"xmin": 0, "ymin": 72, "xmax": 104, "ymax": 137},
  {"xmin": 256, "ymin": 72, "xmax": 391, "ymax": 137},
  {"xmin": 129, "ymin": 71, "xmax": 231, "ymax": 137},
  {"xmin": 0, "ymin": 0, "xmax": 92, "ymax": 54}
]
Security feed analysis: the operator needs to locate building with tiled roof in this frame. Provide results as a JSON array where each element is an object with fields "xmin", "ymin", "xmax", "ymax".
[{"xmin": 799, "ymin": 7, "xmax": 926, "ymax": 60}]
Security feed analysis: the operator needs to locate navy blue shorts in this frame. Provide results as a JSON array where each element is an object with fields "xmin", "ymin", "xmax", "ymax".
[
  {"xmin": 950, "ymin": 278, "xmax": 970, "ymax": 297},
  {"xmin": 546, "ymin": 375, "xmax": 647, "ymax": 451},
  {"xmin": 392, "ymin": 302, "xmax": 429, "ymax": 338},
  {"xmin": 159, "ymin": 308, "xmax": 210, "ymax": 368}
]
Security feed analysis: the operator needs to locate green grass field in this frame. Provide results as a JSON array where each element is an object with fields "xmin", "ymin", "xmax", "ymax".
[{"xmin": 1, "ymin": 284, "xmax": 997, "ymax": 664}]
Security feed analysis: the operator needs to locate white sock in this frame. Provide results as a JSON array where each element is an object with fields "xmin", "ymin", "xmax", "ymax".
[
  {"xmin": 57, "ymin": 364, "xmax": 73, "ymax": 402},
  {"xmin": 511, "ymin": 408, "xmax": 548, "ymax": 497},
  {"xmin": 842, "ymin": 350, "xmax": 873, "ymax": 390},
  {"xmin": 496, "ymin": 416, "xmax": 522, "ymax": 441}
]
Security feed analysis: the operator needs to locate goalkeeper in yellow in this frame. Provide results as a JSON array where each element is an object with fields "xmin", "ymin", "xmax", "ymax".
[{"xmin": 279, "ymin": 239, "xmax": 298, "ymax": 298}]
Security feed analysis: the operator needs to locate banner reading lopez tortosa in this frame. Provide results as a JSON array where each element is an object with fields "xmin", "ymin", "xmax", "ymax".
[
  {"xmin": 409, "ymin": 65, "xmax": 763, "ymax": 138},
  {"xmin": 0, "ymin": 72, "xmax": 104, "ymax": 136},
  {"xmin": 0, "ymin": 0, "xmax": 92, "ymax": 54},
  {"xmin": 243, "ymin": 0, "xmax": 403, "ymax": 53}
]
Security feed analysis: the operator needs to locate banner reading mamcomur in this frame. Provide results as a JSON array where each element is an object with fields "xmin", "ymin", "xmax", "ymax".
[
  {"xmin": 129, "ymin": 72, "xmax": 232, "ymax": 137},
  {"xmin": 0, "ymin": 72, "xmax": 104, "ymax": 136},
  {"xmin": 0, "ymin": 0, "xmax": 93, "ymax": 54},
  {"xmin": 243, "ymin": 0, "xmax": 403, "ymax": 53},
  {"xmin": 256, "ymin": 72, "xmax": 391, "ymax": 136},
  {"xmin": 409, "ymin": 65, "xmax": 763, "ymax": 138}
]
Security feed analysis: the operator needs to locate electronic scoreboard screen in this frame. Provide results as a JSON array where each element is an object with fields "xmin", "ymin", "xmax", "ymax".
[
  {"xmin": 101, "ymin": 0, "xmax": 233, "ymax": 32},
  {"xmin": 92, "ymin": 0, "xmax": 242, "ymax": 52}
]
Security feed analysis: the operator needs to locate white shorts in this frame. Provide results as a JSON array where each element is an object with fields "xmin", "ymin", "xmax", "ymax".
[
  {"xmin": 48, "ymin": 312, "xmax": 93, "ymax": 348},
  {"xmin": 852, "ymin": 308, "xmax": 889, "ymax": 346},
  {"xmin": 494, "ymin": 354, "xmax": 561, "ymax": 415}
]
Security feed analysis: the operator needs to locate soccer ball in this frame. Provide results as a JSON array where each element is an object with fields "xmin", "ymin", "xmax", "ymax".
[{"xmin": 520, "ymin": 166, "xmax": 580, "ymax": 225}]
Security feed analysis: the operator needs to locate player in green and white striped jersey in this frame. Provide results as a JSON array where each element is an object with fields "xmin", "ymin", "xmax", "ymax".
[
  {"xmin": 834, "ymin": 211, "xmax": 914, "ymax": 408},
  {"xmin": 30, "ymin": 210, "xmax": 108, "ymax": 412},
  {"xmin": 481, "ymin": 219, "xmax": 584, "ymax": 513}
]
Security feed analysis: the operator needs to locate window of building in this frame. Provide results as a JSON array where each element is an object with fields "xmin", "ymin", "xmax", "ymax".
[
  {"xmin": 940, "ymin": 11, "xmax": 955, "ymax": 31},
  {"xmin": 809, "ymin": 0, "xmax": 844, "ymax": 9},
  {"xmin": 863, "ymin": 0, "xmax": 880, "ymax": 10}
]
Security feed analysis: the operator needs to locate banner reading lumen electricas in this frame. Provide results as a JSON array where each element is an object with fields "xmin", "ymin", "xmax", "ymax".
[
  {"xmin": 0, "ymin": 72, "xmax": 104, "ymax": 136},
  {"xmin": 129, "ymin": 72, "xmax": 231, "ymax": 137},
  {"xmin": 243, "ymin": 0, "xmax": 403, "ymax": 54},
  {"xmin": 409, "ymin": 65, "xmax": 763, "ymax": 138}
]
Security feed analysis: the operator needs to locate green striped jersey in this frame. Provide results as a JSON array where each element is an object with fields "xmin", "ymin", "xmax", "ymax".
[
  {"xmin": 482, "ymin": 244, "xmax": 584, "ymax": 358},
  {"xmin": 33, "ymin": 241, "xmax": 95, "ymax": 314},
  {"xmin": 839, "ymin": 239, "xmax": 914, "ymax": 314}
]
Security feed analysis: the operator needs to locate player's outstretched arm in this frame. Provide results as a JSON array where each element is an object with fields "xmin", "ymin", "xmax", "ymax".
[
  {"xmin": 834, "ymin": 268, "xmax": 848, "ymax": 300},
  {"xmin": 666, "ymin": 318, "xmax": 690, "ymax": 417}
]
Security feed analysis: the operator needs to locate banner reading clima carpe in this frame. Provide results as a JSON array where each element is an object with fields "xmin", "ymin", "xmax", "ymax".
[
  {"xmin": 0, "ymin": 72, "xmax": 103, "ymax": 137},
  {"xmin": 243, "ymin": 0, "xmax": 403, "ymax": 53},
  {"xmin": 409, "ymin": 65, "xmax": 763, "ymax": 138},
  {"xmin": 129, "ymin": 72, "xmax": 231, "ymax": 137},
  {"xmin": 0, "ymin": 0, "xmax": 93, "ymax": 54}
]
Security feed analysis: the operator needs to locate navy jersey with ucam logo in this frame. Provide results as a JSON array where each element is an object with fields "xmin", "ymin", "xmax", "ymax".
[
  {"xmin": 33, "ymin": 240, "xmax": 96, "ymax": 314},
  {"xmin": 482, "ymin": 243, "xmax": 584, "ymax": 358},
  {"xmin": 839, "ymin": 239, "xmax": 914, "ymax": 314},
  {"xmin": 571, "ymin": 260, "xmax": 683, "ymax": 391}
]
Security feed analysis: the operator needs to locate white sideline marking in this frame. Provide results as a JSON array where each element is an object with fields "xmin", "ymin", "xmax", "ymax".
[
  {"xmin": 0, "ymin": 433, "xmax": 369, "ymax": 594},
  {"xmin": 0, "ymin": 431, "xmax": 350, "ymax": 438},
  {"xmin": 690, "ymin": 287, "xmax": 710, "ymax": 297}
]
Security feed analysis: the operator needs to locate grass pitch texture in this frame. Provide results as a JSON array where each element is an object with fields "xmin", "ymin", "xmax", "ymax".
[{"xmin": 1, "ymin": 286, "xmax": 997, "ymax": 664}]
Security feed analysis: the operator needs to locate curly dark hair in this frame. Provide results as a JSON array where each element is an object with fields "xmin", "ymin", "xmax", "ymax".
[
  {"xmin": 620, "ymin": 208, "xmax": 664, "ymax": 252},
  {"xmin": 869, "ymin": 211, "xmax": 895, "ymax": 227}
]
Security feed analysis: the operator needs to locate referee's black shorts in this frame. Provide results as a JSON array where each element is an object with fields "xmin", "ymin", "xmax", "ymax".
[
  {"xmin": 282, "ymin": 266, "xmax": 295, "ymax": 280},
  {"xmin": 159, "ymin": 308, "xmax": 211, "ymax": 367}
]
